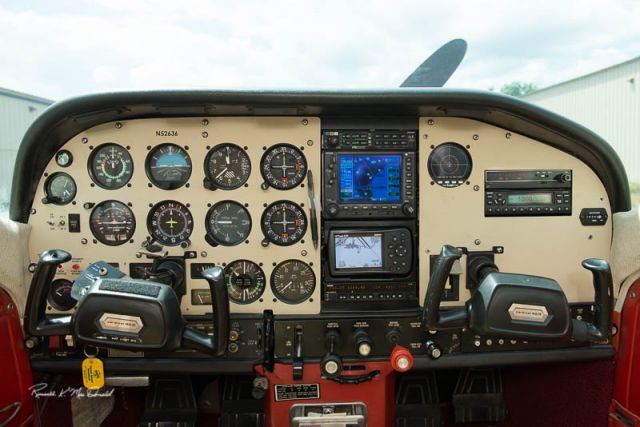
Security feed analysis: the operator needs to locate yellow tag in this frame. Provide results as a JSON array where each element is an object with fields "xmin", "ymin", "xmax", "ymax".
[{"xmin": 82, "ymin": 357, "xmax": 105, "ymax": 390}]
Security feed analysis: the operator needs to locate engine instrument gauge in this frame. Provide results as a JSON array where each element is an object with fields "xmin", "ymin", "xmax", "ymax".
[
  {"xmin": 43, "ymin": 172, "xmax": 76, "ymax": 205},
  {"xmin": 147, "ymin": 201, "xmax": 193, "ymax": 246},
  {"xmin": 90, "ymin": 200, "xmax": 136, "ymax": 246},
  {"xmin": 260, "ymin": 144, "xmax": 307, "ymax": 190},
  {"xmin": 88, "ymin": 143, "xmax": 133, "ymax": 189},
  {"xmin": 271, "ymin": 260, "xmax": 316, "ymax": 304},
  {"xmin": 204, "ymin": 143, "xmax": 251, "ymax": 190},
  {"xmin": 224, "ymin": 260, "xmax": 266, "ymax": 304},
  {"xmin": 427, "ymin": 142, "xmax": 472, "ymax": 187},
  {"xmin": 261, "ymin": 201, "xmax": 307, "ymax": 246},
  {"xmin": 205, "ymin": 201, "xmax": 252, "ymax": 246},
  {"xmin": 48, "ymin": 279, "xmax": 76, "ymax": 311},
  {"xmin": 145, "ymin": 143, "xmax": 192, "ymax": 189}
]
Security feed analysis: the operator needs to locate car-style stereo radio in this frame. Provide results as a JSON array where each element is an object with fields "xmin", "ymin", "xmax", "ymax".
[
  {"xmin": 484, "ymin": 169, "xmax": 572, "ymax": 217},
  {"xmin": 322, "ymin": 151, "xmax": 416, "ymax": 219}
]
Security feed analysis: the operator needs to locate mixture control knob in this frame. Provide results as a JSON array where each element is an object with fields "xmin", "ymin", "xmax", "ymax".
[
  {"xmin": 320, "ymin": 352, "xmax": 343, "ymax": 379},
  {"xmin": 390, "ymin": 345, "xmax": 413, "ymax": 373},
  {"xmin": 326, "ymin": 203, "xmax": 339, "ymax": 217},
  {"xmin": 354, "ymin": 330, "xmax": 373, "ymax": 357},
  {"xmin": 402, "ymin": 203, "xmax": 415, "ymax": 216},
  {"xmin": 425, "ymin": 341, "xmax": 441, "ymax": 359}
]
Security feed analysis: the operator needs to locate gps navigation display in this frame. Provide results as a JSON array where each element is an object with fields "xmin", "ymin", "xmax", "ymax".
[
  {"xmin": 334, "ymin": 232, "xmax": 383, "ymax": 269},
  {"xmin": 338, "ymin": 154, "xmax": 402, "ymax": 203}
]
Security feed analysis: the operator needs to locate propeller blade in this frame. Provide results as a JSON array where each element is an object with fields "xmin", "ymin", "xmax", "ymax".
[{"xmin": 400, "ymin": 39, "xmax": 467, "ymax": 87}]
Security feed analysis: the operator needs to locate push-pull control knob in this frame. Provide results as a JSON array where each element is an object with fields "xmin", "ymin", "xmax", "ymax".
[
  {"xmin": 320, "ymin": 352, "xmax": 343, "ymax": 379},
  {"xmin": 390, "ymin": 345, "xmax": 413, "ymax": 373},
  {"xmin": 354, "ymin": 330, "xmax": 373, "ymax": 357},
  {"xmin": 425, "ymin": 341, "xmax": 441, "ymax": 359}
]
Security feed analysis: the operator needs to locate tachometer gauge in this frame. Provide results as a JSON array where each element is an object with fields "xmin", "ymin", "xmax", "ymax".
[
  {"xmin": 145, "ymin": 143, "xmax": 192, "ymax": 189},
  {"xmin": 204, "ymin": 143, "xmax": 251, "ymax": 190},
  {"xmin": 90, "ymin": 200, "xmax": 136, "ymax": 245},
  {"xmin": 147, "ymin": 201, "xmax": 193, "ymax": 246},
  {"xmin": 260, "ymin": 144, "xmax": 307, "ymax": 190},
  {"xmin": 261, "ymin": 201, "xmax": 307, "ymax": 246},
  {"xmin": 271, "ymin": 260, "xmax": 315, "ymax": 304},
  {"xmin": 48, "ymin": 279, "xmax": 76, "ymax": 311},
  {"xmin": 88, "ymin": 143, "xmax": 133, "ymax": 189},
  {"xmin": 427, "ymin": 142, "xmax": 472, "ymax": 188},
  {"xmin": 43, "ymin": 172, "xmax": 76, "ymax": 205},
  {"xmin": 224, "ymin": 260, "xmax": 266, "ymax": 304},
  {"xmin": 205, "ymin": 201, "xmax": 252, "ymax": 246}
]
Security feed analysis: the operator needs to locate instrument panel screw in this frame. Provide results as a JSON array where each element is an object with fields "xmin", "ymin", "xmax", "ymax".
[
  {"xmin": 301, "ymin": 250, "xmax": 307, "ymax": 257},
  {"xmin": 115, "ymin": 122, "xmax": 123, "ymax": 129},
  {"xmin": 82, "ymin": 137, "xmax": 88, "ymax": 144},
  {"xmin": 473, "ymin": 185, "xmax": 480, "ymax": 191},
  {"xmin": 81, "ymin": 238, "xmax": 88, "ymax": 245},
  {"xmin": 306, "ymin": 139, "xmax": 314, "ymax": 146},
  {"xmin": 301, "ymin": 118, "xmax": 309, "ymax": 126},
  {"xmin": 31, "ymin": 209, "xmax": 37, "ymax": 214},
  {"xmin": 473, "ymin": 134, "xmax": 479, "ymax": 140},
  {"xmin": 28, "ymin": 263, "xmax": 37, "ymax": 273},
  {"xmin": 202, "ymin": 131, "xmax": 208, "ymax": 138},
  {"xmin": 474, "ymin": 239, "xmax": 481, "ymax": 245},
  {"xmin": 202, "ymin": 119, "xmax": 209, "ymax": 126},
  {"xmin": 201, "ymin": 251, "xmax": 208, "ymax": 258},
  {"xmin": 427, "ymin": 119, "xmax": 434, "ymax": 125}
]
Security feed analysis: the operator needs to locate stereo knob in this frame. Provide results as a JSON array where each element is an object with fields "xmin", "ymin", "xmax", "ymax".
[
  {"xmin": 425, "ymin": 341, "xmax": 441, "ymax": 359},
  {"xmin": 558, "ymin": 172, "xmax": 572, "ymax": 183},
  {"xmin": 354, "ymin": 330, "xmax": 373, "ymax": 357},
  {"xmin": 402, "ymin": 203, "xmax": 415, "ymax": 216},
  {"xmin": 326, "ymin": 203, "xmax": 339, "ymax": 217},
  {"xmin": 390, "ymin": 345, "xmax": 413, "ymax": 373}
]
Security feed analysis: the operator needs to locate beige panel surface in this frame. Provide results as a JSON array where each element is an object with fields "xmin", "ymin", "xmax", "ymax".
[
  {"xmin": 419, "ymin": 117, "xmax": 612, "ymax": 306},
  {"xmin": 28, "ymin": 117, "xmax": 322, "ymax": 315}
]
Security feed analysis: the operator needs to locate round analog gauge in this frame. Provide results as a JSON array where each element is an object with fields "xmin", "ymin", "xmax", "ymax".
[
  {"xmin": 271, "ymin": 260, "xmax": 316, "ymax": 304},
  {"xmin": 205, "ymin": 201, "xmax": 252, "ymax": 246},
  {"xmin": 224, "ymin": 260, "xmax": 266, "ymax": 304},
  {"xmin": 147, "ymin": 201, "xmax": 194, "ymax": 246},
  {"xmin": 88, "ymin": 143, "xmax": 133, "ymax": 189},
  {"xmin": 146, "ymin": 144, "xmax": 192, "ymax": 190},
  {"xmin": 43, "ymin": 172, "xmax": 76, "ymax": 205},
  {"xmin": 261, "ymin": 201, "xmax": 307, "ymax": 246},
  {"xmin": 90, "ymin": 200, "xmax": 136, "ymax": 246},
  {"xmin": 204, "ymin": 143, "xmax": 251, "ymax": 190},
  {"xmin": 427, "ymin": 142, "xmax": 473, "ymax": 188},
  {"xmin": 48, "ymin": 279, "xmax": 76, "ymax": 311},
  {"xmin": 260, "ymin": 144, "xmax": 307, "ymax": 190}
]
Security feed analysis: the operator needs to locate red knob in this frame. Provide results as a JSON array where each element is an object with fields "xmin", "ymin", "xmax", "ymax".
[{"xmin": 390, "ymin": 345, "xmax": 413, "ymax": 373}]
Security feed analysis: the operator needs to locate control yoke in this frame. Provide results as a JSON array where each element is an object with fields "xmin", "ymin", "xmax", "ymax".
[
  {"xmin": 25, "ymin": 249, "xmax": 230, "ymax": 356},
  {"xmin": 421, "ymin": 245, "xmax": 613, "ymax": 343}
]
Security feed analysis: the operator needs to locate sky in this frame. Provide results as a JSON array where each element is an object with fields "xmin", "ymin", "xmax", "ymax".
[{"xmin": 0, "ymin": 0, "xmax": 639, "ymax": 101}]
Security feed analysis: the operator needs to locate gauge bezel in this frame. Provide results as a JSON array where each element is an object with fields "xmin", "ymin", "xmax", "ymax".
[
  {"xmin": 270, "ymin": 259, "xmax": 316, "ymax": 304},
  {"xmin": 87, "ymin": 143, "xmax": 134, "ymax": 189},
  {"xmin": 43, "ymin": 172, "xmax": 77, "ymax": 205},
  {"xmin": 47, "ymin": 279, "xmax": 77, "ymax": 311},
  {"xmin": 89, "ymin": 200, "xmax": 136, "ymax": 246},
  {"xmin": 427, "ymin": 142, "xmax": 473, "ymax": 188},
  {"xmin": 203, "ymin": 143, "xmax": 252, "ymax": 190},
  {"xmin": 260, "ymin": 143, "xmax": 308, "ymax": 190},
  {"xmin": 147, "ymin": 200, "xmax": 194, "ymax": 246},
  {"xmin": 145, "ymin": 143, "xmax": 192, "ymax": 190},
  {"xmin": 224, "ymin": 259, "xmax": 266, "ymax": 304},
  {"xmin": 205, "ymin": 200, "xmax": 252, "ymax": 247},
  {"xmin": 261, "ymin": 200, "xmax": 308, "ymax": 246}
]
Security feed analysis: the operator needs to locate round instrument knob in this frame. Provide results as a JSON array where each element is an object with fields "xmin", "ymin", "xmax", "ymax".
[
  {"xmin": 320, "ymin": 352, "xmax": 343, "ymax": 379},
  {"xmin": 425, "ymin": 341, "xmax": 441, "ymax": 359},
  {"xmin": 354, "ymin": 331, "xmax": 373, "ymax": 357},
  {"xmin": 559, "ymin": 172, "xmax": 572, "ymax": 183},
  {"xmin": 390, "ymin": 345, "xmax": 413, "ymax": 373},
  {"xmin": 402, "ymin": 203, "xmax": 415, "ymax": 216},
  {"xmin": 326, "ymin": 203, "xmax": 339, "ymax": 217}
]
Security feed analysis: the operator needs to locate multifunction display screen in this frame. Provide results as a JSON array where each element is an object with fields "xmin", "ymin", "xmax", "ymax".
[
  {"xmin": 334, "ymin": 232, "xmax": 383, "ymax": 269},
  {"xmin": 338, "ymin": 154, "xmax": 402, "ymax": 203}
]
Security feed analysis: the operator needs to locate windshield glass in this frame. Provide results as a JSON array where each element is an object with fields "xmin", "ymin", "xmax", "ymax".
[{"xmin": 1, "ymin": 1, "xmax": 639, "ymax": 216}]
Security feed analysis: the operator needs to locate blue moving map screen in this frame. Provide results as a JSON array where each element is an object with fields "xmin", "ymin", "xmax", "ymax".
[{"xmin": 338, "ymin": 154, "xmax": 402, "ymax": 203}]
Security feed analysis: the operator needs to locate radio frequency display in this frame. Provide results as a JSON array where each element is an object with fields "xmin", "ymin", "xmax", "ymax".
[{"xmin": 338, "ymin": 154, "xmax": 402, "ymax": 203}]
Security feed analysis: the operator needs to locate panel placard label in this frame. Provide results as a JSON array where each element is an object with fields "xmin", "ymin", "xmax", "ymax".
[{"xmin": 274, "ymin": 383, "xmax": 320, "ymax": 401}]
